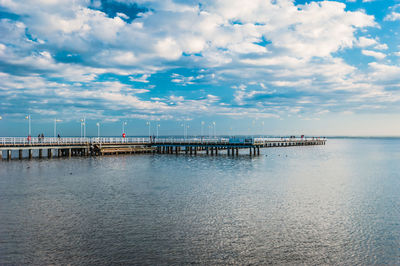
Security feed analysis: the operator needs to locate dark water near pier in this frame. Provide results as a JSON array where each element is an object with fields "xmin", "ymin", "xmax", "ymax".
[{"xmin": 0, "ymin": 138, "xmax": 399, "ymax": 265}]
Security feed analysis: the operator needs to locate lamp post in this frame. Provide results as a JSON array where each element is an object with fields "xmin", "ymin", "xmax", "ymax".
[
  {"xmin": 54, "ymin": 118, "xmax": 62, "ymax": 137},
  {"xmin": 146, "ymin": 121, "xmax": 151, "ymax": 138},
  {"xmin": 201, "ymin": 121, "xmax": 204, "ymax": 137},
  {"xmin": 25, "ymin": 115, "xmax": 31, "ymax": 137},
  {"xmin": 96, "ymin": 122, "xmax": 100, "ymax": 138},
  {"xmin": 156, "ymin": 124, "xmax": 160, "ymax": 138},
  {"xmin": 186, "ymin": 125, "xmax": 189, "ymax": 139},
  {"xmin": 181, "ymin": 123, "xmax": 185, "ymax": 139},
  {"xmin": 122, "ymin": 121, "xmax": 127, "ymax": 135},
  {"xmin": 212, "ymin": 121, "xmax": 216, "ymax": 138},
  {"xmin": 80, "ymin": 118, "xmax": 86, "ymax": 138}
]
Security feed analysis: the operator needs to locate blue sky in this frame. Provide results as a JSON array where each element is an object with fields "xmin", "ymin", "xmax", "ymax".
[{"xmin": 1, "ymin": 0, "xmax": 400, "ymax": 137}]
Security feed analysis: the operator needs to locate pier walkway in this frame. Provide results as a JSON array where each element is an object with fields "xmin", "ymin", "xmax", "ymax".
[{"xmin": 0, "ymin": 137, "xmax": 326, "ymax": 160}]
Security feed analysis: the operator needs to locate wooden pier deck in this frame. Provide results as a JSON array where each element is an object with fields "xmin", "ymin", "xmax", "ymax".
[{"xmin": 0, "ymin": 137, "xmax": 326, "ymax": 160}]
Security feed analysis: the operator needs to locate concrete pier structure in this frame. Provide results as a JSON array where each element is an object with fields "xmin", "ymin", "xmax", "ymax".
[{"xmin": 0, "ymin": 137, "xmax": 326, "ymax": 160}]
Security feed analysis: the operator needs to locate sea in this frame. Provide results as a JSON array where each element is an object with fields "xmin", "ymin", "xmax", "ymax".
[{"xmin": 0, "ymin": 138, "xmax": 399, "ymax": 265}]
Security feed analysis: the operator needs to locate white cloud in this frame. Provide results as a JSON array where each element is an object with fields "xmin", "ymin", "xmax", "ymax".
[
  {"xmin": 155, "ymin": 37, "xmax": 182, "ymax": 60},
  {"xmin": 129, "ymin": 74, "xmax": 151, "ymax": 83},
  {"xmin": 362, "ymin": 49, "xmax": 386, "ymax": 59},
  {"xmin": 384, "ymin": 12, "xmax": 400, "ymax": 21},
  {"xmin": 357, "ymin": 37, "xmax": 377, "ymax": 47},
  {"xmin": 3, "ymin": 0, "xmax": 400, "ymax": 121}
]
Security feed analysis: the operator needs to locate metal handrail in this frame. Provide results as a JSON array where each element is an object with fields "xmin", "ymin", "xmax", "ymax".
[{"xmin": 0, "ymin": 137, "xmax": 326, "ymax": 146}]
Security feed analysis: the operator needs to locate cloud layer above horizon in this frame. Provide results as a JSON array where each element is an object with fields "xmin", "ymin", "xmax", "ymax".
[{"xmin": 1, "ymin": 0, "xmax": 400, "ymax": 135}]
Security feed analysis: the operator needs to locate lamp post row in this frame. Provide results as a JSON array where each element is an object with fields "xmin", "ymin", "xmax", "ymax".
[{"xmin": 0, "ymin": 117, "xmax": 268, "ymax": 138}]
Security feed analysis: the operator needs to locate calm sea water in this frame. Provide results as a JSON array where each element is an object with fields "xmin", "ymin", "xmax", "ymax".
[{"xmin": 0, "ymin": 138, "xmax": 399, "ymax": 265}]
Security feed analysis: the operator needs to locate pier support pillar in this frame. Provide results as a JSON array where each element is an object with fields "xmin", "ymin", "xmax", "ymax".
[
  {"xmin": 28, "ymin": 149, "xmax": 32, "ymax": 159},
  {"xmin": 236, "ymin": 148, "xmax": 239, "ymax": 156},
  {"xmin": 249, "ymin": 147, "xmax": 252, "ymax": 156},
  {"xmin": 215, "ymin": 147, "xmax": 218, "ymax": 155},
  {"xmin": 19, "ymin": 150, "xmax": 23, "ymax": 159},
  {"xmin": 176, "ymin": 146, "xmax": 178, "ymax": 154},
  {"xmin": 206, "ymin": 147, "xmax": 209, "ymax": 155},
  {"xmin": 68, "ymin": 149, "xmax": 71, "ymax": 158},
  {"xmin": 194, "ymin": 147, "xmax": 197, "ymax": 155},
  {"xmin": 7, "ymin": 150, "xmax": 11, "ymax": 160},
  {"xmin": 257, "ymin": 147, "xmax": 260, "ymax": 155},
  {"xmin": 189, "ymin": 146, "xmax": 193, "ymax": 155},
  {"xmin": 39, "ymin": 149, "xmax": 43, "ymax": 158},
  {"xmin": 227, "ymin": 148, "xmax": 230, "ymax": 156},
  {"xmin": 211, "ymin": 147, "xmax": 214, "ymax": 155},
  {"xmin": 48, "ymin": 149, "xmax": 52, "ymax": 158},
  {"xmin": 0, "ymin": 151, "xmax": 2, "ymax": 160}
]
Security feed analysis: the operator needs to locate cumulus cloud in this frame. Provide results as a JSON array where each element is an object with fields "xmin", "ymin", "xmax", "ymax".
[{"xmin": 1, "ymin": 0, "xmax": 399, "ymax": 124}]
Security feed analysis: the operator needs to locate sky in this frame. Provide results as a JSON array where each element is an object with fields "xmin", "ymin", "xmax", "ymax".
[{"xmin": 1, "ymin": 0, "xmax": 400, "ymax": 137}]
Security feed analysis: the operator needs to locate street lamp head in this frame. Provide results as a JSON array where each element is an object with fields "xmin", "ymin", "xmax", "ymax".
[
  {"xmin": 25, "ymin": 115, "xmax": 29, "ymax": 119},
  {"xmin": 96, "ymin": 122, "xmax": 100, "ymax": 126},
  {"xmin": 0, "ymin": 116, "xmax": 2, "ymax": 120}
]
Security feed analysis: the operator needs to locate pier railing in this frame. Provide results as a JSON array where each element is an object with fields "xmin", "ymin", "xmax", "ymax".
[
  {"xmin": 0, "ymin": 137, "xmax": 326, "ymax": 146},
  {"xmin": 0, "ymin": 137, "xmax": 150, "ymax": 145}
]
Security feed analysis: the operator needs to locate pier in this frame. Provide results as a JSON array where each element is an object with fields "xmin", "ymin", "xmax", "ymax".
[{"xmin": 0, "ymin": 137, "xmax": 326, "ymax": 160}]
